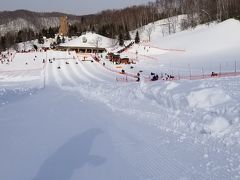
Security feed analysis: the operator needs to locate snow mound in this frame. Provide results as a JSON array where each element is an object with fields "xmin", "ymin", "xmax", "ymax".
[
  {"xmin": 187, "ymin": 88, "xmax": 231, "ymax": 109},
  {"xmin": 208, "ymin": 117, "xmax": 230, "ymax": 134}
]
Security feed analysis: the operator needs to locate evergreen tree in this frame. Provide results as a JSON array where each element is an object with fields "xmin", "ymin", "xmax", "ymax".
[
  {"xmin": 38, "ymin": 33, "xmax": 44, "ymax": 44},
  {"xmin": 5, "ymin": 32, "xmax": 16, "ymax": 49},
  {"xmin": 33, "ymin": 44, "xmax": 38, "ymax": 51},
  {"xmin": 98, "ymin": 25, "xmax": 107, "ymax": 37},
  {"xmin": 41, "ymin": 29, "xmax": 48, "ymax": 38},
  {"xmin": 69, "ymin": 25, "xmax": 78, "ymax": 37},
  {"xmin": 135, "ymin": 31, "xmax": 140, "ymax": 44},
  {"xmin": 56, "ymin": 35, "xmax": 62, "ymax": 45},
  {"xmin": 91, "ymin": 25, "xmax": 95, "ymax": 33},
  {"xmin": 48, "ymin": 27, "xmax": 55, "ymax": 38},
  {"xmin": 0, "ymin": 36, "xmax": 6, "ymax": 51},
  {"xmin": 73, "ymin": 25, "xmax": 78, "ymax": 36},
  {"xmin": 62, "ymin": 36, "xmax": 65, "ymax": 43},
  {"xmin": 118, "ymin": 33, "xmax": 124, "ymax": 46},
  {"xmin": 27, "ymin": 29, "xmax": 36, "ymax": 41},
  {"xmin": 124, "ymin": 26, "xmax": 131, "ymax": 40},
  {"xmin": 16, "ymin": 30, "xmax": 23, "ymax": 43}
]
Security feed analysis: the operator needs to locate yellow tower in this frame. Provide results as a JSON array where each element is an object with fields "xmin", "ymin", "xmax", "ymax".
[{"xmin": 59, "ymin": 16, "xmax": 69, "ymax": 36}]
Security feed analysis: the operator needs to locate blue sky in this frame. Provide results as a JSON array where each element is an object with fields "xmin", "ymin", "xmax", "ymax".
[{"xmin": 0, "ymin": 0, "xmax": 154, "ymax": 15}]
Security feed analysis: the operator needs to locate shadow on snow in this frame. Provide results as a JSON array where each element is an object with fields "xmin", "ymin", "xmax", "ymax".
[{"xmin": 33, "ymin": 128, "xmax": 105, "ymax": 180}]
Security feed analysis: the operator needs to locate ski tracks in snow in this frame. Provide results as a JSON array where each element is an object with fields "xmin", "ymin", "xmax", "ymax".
[{"xmin": 7, "ymin": 50, "xmax": 240, "ymax": 179}]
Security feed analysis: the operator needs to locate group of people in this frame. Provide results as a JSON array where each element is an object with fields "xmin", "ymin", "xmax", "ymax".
[
  {"xmin": 116, "ymin": 69, "xmax": 173, "ymax": 82},
  {"xmin": 164, "ymin": 73, "xmax": 175, "ymax": 80},
  {"xmin": 150, "ymin": 72, "xmax": 159, "ymax": 81},
  {"xmin": 143, "ymin": 46, "xmax": 151, "ymax": 52},
  {"xmin": 57, "ymin": 61, "xmax": 79, "ymax": 70},
  {"xmin": 151, "ymin": 72, "xmax": 159, "ymax": 81},
  {"xmin": 0, "ymin": 51, "xmax": 13, "ymax": 65},
  {"xmin": 150, "ymin": 72, "xmax": 175, "ymax": 81},
  {"xmin": 151, "ymin": 74, "xmax": 159, "ymax": 81}
]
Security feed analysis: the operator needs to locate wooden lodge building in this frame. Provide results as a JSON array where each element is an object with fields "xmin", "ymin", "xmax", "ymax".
[
  {"xmin": 56, "ymin": 30, "xmax": 133, "ymax": 65},
  {"xmin": 58, "ymin": 44, "xmax": 106, "ymax": 53}
]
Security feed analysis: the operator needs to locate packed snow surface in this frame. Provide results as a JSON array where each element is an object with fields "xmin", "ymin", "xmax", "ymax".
[{"xmin": 1, "ymin": 18, "xmax": 240, "ymax": 180}]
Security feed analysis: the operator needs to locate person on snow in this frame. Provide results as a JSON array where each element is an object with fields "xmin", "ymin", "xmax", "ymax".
[
  {"xmin": 151, "ymin": 74, "xmax": 159, "ymax": 81},
  {"xmin": 136, "ymin": 72, "xmax": 141, "ymax": 82}
]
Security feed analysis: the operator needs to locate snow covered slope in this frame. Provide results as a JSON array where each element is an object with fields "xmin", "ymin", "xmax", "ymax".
[
  {"xmin": 0, "ymin": 18, "xmax": 240, "ymax": 180},
  {"xmin": 127, "ymin": 18, "xmax": 240, "ymax": 76}
]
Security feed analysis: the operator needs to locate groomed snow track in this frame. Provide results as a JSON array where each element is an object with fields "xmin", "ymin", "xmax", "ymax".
[{"xmin": 1, "ymin": 50, "xmax": 240, "ymax": 180}]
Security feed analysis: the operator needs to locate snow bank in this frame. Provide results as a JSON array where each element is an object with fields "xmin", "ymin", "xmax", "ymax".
[
  {"xmin": 207, "ymin": 117, "xmax": 230, "ymax": 135},
  {"xmin": 187, "ymin": 88, "xmax": 231, "ymax": 109},
  {"xmin": 208, "ymin": 117, "xmax": 230, "ymax": 133}
]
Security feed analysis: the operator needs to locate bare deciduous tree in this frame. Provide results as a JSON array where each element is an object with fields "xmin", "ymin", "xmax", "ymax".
[
  {"xmin": 92, "ymin": 36, "xmax": 102, "ymax": 48},
  {"xmin": 145, "ymin": 24, "xmax": 154, "ymax": 42}
]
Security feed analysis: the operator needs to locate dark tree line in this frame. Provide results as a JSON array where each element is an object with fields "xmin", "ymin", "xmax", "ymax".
[
  {"xmin": 0, "ymin": 26, "xmax": 60, "ymax": 50},
  {"xmin": 65, "ymin": 0, "xmax": 240, "ymax": 39},
  {"xmin": 40, "ymin": 27, "xmax": 58, "ymax": 39},
  {"xmin": 75, "ymin": 4, "xmax": 162, "ymax": 39},
  {"xmin": 155, "ymin": 0, "xmax": 240, "ymax": 29},
  {"xmin": 0, "ymin": 30, "xmax": 35, "ymax": 51}
]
